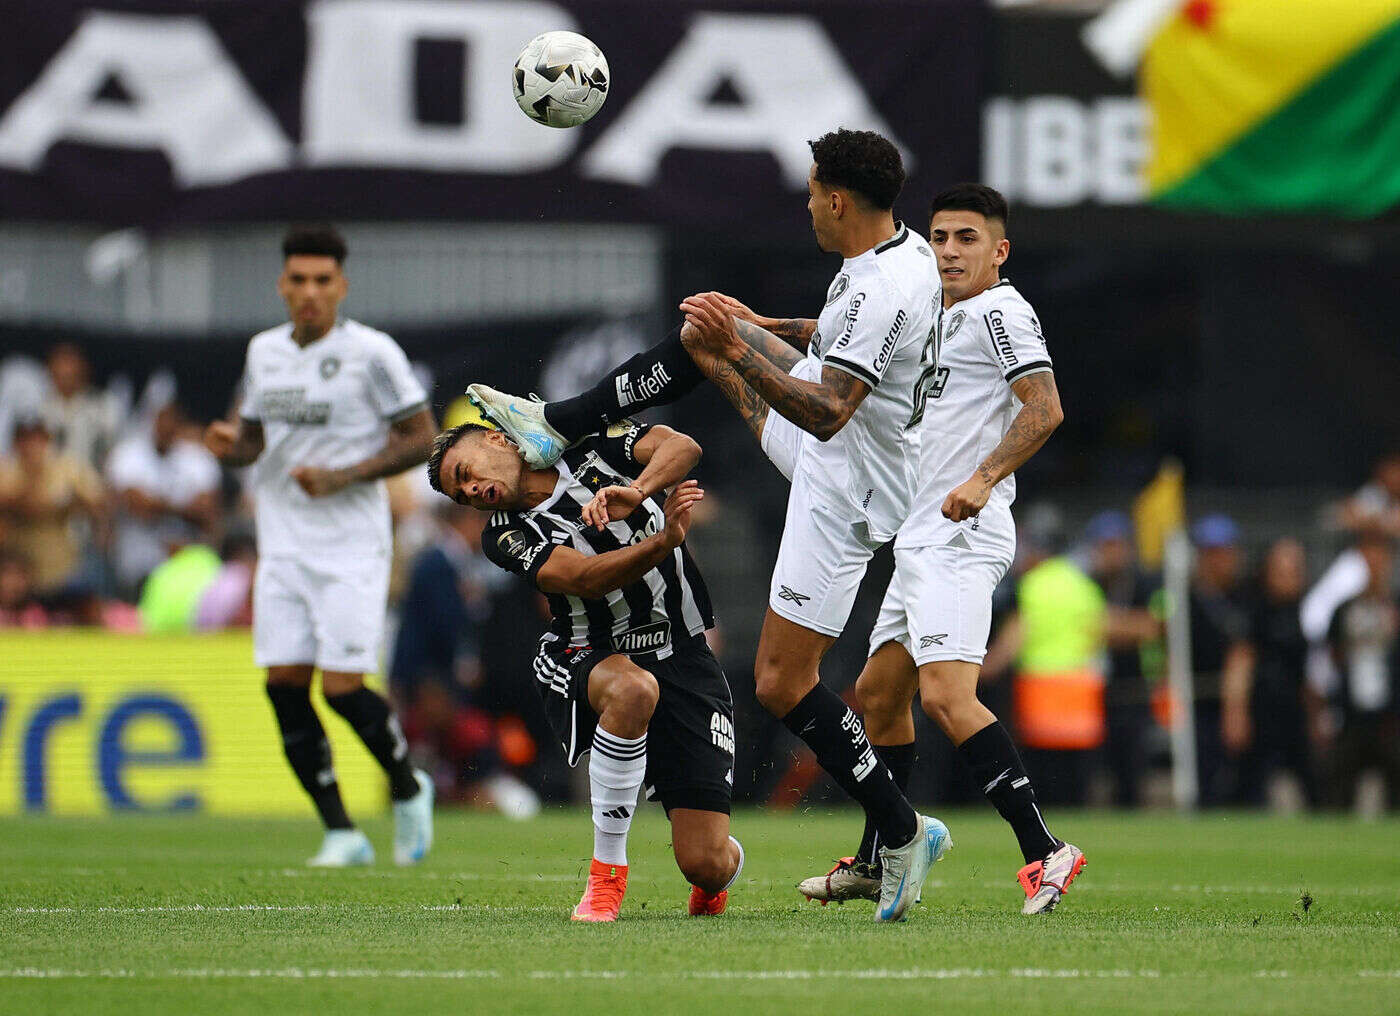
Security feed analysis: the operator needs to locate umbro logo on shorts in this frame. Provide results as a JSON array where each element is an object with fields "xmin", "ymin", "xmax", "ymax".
[
  {"xmin": 778, "ymin": 585, "xmax": 811, "ymax": 606},
  {"xmin": 919, "ymin": 634, "xmax": 948, "ymax": 648}
]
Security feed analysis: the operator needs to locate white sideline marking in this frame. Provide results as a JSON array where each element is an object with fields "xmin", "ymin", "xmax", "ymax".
[
  {"xmin": 8, "ymin": 904, "xmax": 558, "ymax": 916},
  {"xmin": 0, "ymin": 967, "xmax": 1393, "ymax": 982}
]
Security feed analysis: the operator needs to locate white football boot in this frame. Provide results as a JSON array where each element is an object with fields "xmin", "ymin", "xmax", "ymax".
[
  {"xmin": 465, "ymin": 384, "xmax": 568, "ymax": 468},
  {"xmin": 393, "ymin": 768, "xmax": 435, "ymax": 866},
  {"xmin": 798, "ymin": 857, "xmax": 881, "ymax": 905},
  {"xmin": 1019, "ymin": 842, "xmax": 1086, "ymax": 915},
  {"xmin": 874, "ymin": 814, "xmax": 952, "ymax": 923},
  {"xmin": 307, "ymin": 828, "xmax": 375, "ymax": 868}
]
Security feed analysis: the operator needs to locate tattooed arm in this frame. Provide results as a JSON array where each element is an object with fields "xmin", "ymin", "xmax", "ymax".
[
  {"xmin": 682, "ymin": 293, "xmax": 868, "ymax": 440},
  {"xmin": 698, "ymin": 292, "xmax": 816, "ymax": 352},
  {"xmin": 683, "ymin": 333, "xmax": 771, "ymax": 443},
  {"xmin": 941, "ymin": 371, "xmax": 1063, "ymax": 522}
]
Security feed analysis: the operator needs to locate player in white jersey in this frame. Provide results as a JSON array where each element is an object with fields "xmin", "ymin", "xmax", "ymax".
[
  {"xmin": 203, "ymin": 226, "xmax": 437, "ymax": 868},
  {"xmin": 797, "ymin": 185, "xmax": 1086, "ymax": 916},
  {"xmin": 468, "ymin": 131, "xmax": 950, "ymax": 922}
]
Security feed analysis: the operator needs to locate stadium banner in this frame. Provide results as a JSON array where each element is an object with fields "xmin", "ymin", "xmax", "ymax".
[
  {"xmin": 0, "ymin": 0, "xmax": 986, "ymax": 234},
  {"xmin": 0, "ymin": 631, "xmax": 385, "ymax": 816}
]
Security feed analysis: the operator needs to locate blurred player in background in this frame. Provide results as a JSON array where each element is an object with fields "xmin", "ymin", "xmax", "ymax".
[
  {"xmin": 204, "ymin": 225, "xmax": 437, "ymax": 867},
  {"xmin": 799, "ymin": 185, "xmax": 1084, "ymax": 915},
  {"xmin": 473, "ymin": 129, "xmax": 949, "ymax": 922},
  {"xmin": 426, "ymin": 417, "xmax": 743, "ymax": 922}
]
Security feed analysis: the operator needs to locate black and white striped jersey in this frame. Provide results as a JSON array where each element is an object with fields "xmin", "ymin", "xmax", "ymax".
[{"xmin": 480, "ymin": 419, "xmax": 714, "ymax": 661}]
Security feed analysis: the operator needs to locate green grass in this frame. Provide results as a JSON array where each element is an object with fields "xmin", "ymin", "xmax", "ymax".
[{"xmin": 2, "ymin": 808, "xmax": 1398, "ymax": 1015}]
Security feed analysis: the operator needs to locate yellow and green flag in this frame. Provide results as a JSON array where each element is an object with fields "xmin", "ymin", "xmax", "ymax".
[{"xmin": 1142, "ymin": 0, "xmax": 1400, "ymax": 216}]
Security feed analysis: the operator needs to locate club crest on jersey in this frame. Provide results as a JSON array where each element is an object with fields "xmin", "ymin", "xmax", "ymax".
[
  {"xmin": 825, "ymin": 273, "xmax": 850, "ymax": 306},
  {"xmin": 319, "ymin": 356, "xmax": 340, "ymax": 380},
  {"xmin": 945, "ymin": 310, "xmax": 966, "ymax": 340}
]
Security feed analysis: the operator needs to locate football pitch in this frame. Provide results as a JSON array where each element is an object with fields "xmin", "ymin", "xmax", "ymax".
[{"xmin": 3, "ymin": 808, "xmax": 1398, "ymax": 1015}]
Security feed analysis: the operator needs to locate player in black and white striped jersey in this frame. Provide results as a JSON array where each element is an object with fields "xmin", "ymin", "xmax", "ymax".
[{"xmin": 426, "ymin": 416, "xmax": 742, "ymax": 922}]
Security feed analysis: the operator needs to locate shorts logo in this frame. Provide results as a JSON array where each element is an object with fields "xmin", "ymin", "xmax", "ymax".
[
  {"xmin": 919, "ymin": 634, "xmax": 949, "ymax": 648},
  {"xmin": 777, "ymin": 585, "xmax": 811, "ymax": 607},
  {"xmin": 612, "ymin": 619, "xmax": 671, "ymax": 654},
  {"xmin": 710, "ymin": 712, "xmax": 735, "ymax": 755},
  {"xmin": 319, "ymin": 357, "xmax": 340, "ymax": 380}
]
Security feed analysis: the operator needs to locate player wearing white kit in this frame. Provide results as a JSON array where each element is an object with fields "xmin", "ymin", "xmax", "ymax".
[
  {"xmin": 797, "ymin": 184, "xmax": 1086, "ymax": 915},
  {"xmin": 204, "ymin": 226, "xmax": 437, "ymax": 867},
  {"xmin": 469, "ymin": 130, "xmax": 950, "ymax": 922}
]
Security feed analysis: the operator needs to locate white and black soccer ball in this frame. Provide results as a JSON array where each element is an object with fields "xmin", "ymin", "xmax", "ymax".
[{"xmin": 512, "ymin": 31, "xmax": 609, "ymax": 129}]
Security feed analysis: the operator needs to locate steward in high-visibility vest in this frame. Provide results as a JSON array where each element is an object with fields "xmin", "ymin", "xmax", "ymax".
[{"xmin": 1013, "ymin": 556, "xmax": 1108, "ymax": 751}]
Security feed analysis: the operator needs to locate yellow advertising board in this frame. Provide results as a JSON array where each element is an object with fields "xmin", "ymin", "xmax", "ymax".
[{"xmin": 0, "ymin": 631, "xmax": 386, "ymax": 816}]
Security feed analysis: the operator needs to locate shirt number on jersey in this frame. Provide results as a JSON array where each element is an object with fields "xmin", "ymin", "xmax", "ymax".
[{"xmin": 907, "ymin": 365, "xmax": 951, "ymax": 428}]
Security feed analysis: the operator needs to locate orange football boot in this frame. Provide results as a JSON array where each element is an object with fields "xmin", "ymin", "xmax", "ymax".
[
  {"xmin": 1018, "ymin": 843, "xmax": 1086, "ymax": 915},
  {"xmin": 571, "ymin": 859, "xmax": 628, "ymax": 922},
  {"xmin": 688, "ymin": 885, "xmax": 728, "ymax": 916}
]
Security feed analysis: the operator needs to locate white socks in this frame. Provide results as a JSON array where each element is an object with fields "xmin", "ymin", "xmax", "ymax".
[{"xmin": 589, "ymin": 728, "xmax": 647, "ymax": 866}]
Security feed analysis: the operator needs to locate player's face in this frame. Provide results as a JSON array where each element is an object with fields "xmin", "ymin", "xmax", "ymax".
[
  {"xmin": 439, "ymin": 431, "xmax": 525, "ymax": 511},
  {"xmin": 807, "ymin": 166, "xmax": 839, "ymax": 252},
  {"xmin": 929, "ymin": 210, "xmax": 1009, "ymax": 303},
  {"xmin": 278, "ymin": 255, "xmax": 347, "ymax": 335}
]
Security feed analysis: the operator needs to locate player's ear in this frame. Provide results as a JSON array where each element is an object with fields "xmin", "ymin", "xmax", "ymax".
[{"xmin": 993, "ymin": 237, "xmax": 1010, "ymax": 266}]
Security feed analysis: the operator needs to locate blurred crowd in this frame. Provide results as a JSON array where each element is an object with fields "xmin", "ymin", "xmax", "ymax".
[{"xmin": 3, "ymin": 340, "xmax": 1398, "ymax": 814}]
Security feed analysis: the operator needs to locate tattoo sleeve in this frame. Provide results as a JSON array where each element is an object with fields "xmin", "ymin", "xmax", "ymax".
[
  {"xmin": 730, "ymin": 340, "xmax": 868, "ymax": 441},
  {"xmin": 974, "ymin": 372, "xmax": 1063, "ymax": 487},
  {"xmin": 733, "ymin": 319, "xmax": 805, "ymax": 373},
  {"xmin": 763, "ymin": 318, "xmax": 818, "ymax": 350}
]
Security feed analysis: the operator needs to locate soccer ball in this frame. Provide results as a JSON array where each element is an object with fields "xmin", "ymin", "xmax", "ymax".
[{"xmin": 512, "ymin": 31, "xmax": 610, "ymax": 129}]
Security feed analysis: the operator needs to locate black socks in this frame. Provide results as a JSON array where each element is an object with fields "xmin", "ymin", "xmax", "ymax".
[
  {"xmin": 266, "ymin": 684, "xmax": 352, "ymax": 830},
  {"xmin": 958, "ymin": 721, "xmax": 1061, "ymax": 863},
  {"xmin": 324, "ymin": 687, "xmax": 420, "ymax": 801},
  {"xmin": 781, "ymin": 684, "xmax": 918, "ymax": 850},
  {"xmin": 543, "ymin": 327, "xmax": 704, "ymax": 442},
  {"xmin": 856, "ymin": 742, "xmax": 916, "ymax": 867}
]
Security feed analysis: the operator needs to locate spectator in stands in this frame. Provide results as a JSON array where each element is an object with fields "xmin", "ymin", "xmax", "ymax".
[
  {"xmin": 1222, "ymin": 537, "xmax": 1318, "ymax": 808},
  {"xmin": 0, "ymin": 549, "xmax": 48, "ymax": 628},
  {"xmin": 1189, "ymin": 514, "xmax": 1251, "ymax": 806},
  {"xmin": 40, "ymin": 342, "xmax": 123, "ymax": 472},
  {"xmin": 194, "ymin": 531, "xmax": 257, "ymax": 630},
  {"xmin": 1335, "ymin": 452, "xmax": 1400, "ymax": 539},
  {"xmin": 106, "ymin": 401, "xmax": 221, "ymax": 597},
  {"xmin": 390, "ymin": 503, "xmax": 538, "ymax": 817},
  {"xmin": 1085, "ymin": 511, "xmax": 1162, "ymax": 807},
  {"xmin": 0, "ymin": 417, "xmax": 106, "ymax": 615},
  {"xmin": 1323, "ymin": 533, "xmax": 1400, "ymax": 810}
]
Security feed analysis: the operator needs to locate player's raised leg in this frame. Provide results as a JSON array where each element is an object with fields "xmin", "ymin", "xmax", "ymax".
[
  {"xmin": 573, "ymin": 655, "xmax": 657, "ymax": 923},
  {"xmin": 321, "ymin": 670, "xmax": 433, "ymax": 866},
  {"xmin": 265, "ymin": 665, "xmax": 374, "ymax": 867}
]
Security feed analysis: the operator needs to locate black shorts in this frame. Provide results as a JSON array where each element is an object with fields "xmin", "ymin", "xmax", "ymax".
[{"xmin": 531, "ymin": 633, "xmax": 735, "ymax": 814}]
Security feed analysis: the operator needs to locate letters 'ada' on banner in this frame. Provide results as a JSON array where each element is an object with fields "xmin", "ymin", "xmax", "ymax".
[
  {"xmin": 0, "ymin": 632, "xmax": 384, "ymax": 816},
  {"xmin": 0, "ymin": 0, "xmax": 985, "ymax": 234}
]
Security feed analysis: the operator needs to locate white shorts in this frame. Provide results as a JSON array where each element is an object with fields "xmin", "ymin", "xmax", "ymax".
[
  {"xmin": 757, "ymin": 357, "xmax": 821, "ymax": 482},
  {"xmin": 253, "ymin": 553, "xmax": 390, "ymax": 673},
  {"xmin": 769, "ymin": 478, "xmax": 882, "ymax": 638},
  {"xmin": 868, "ymin": 543, "xmax": 1009, "ymax": 666}
]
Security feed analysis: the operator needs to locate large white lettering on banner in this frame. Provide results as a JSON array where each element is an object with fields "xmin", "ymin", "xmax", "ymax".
[
  {"xmin": 580, "ymin": 13, "xmax": 906, "ymax": 188},
  {"xmin": 0, "ymin": 12, "xmax": 291, "ymax": 186},
  {"xmin": 303, "ymin": 0, "xmax": 578, "ymax": 172}
]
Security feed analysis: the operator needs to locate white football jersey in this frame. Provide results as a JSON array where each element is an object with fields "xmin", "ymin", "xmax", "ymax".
[
  {"xmin": 897, "ymin": 280, "xmax": 1053, "ymax": 557},
  {"xmin": 792, "ymin": 223, "xmax": 941, "ymax": 542},
  {"xmin": 239, "ymin": 319, "xmax": 427, "ymax": 559}
]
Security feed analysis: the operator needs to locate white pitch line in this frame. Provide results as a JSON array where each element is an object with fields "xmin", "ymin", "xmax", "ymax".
[
  {"xmin": 0, "ymin": 967, "xmax": 1394, "ymax": 982},
  {"xmin": 8, "ymin": 904, "xmax": 556, "ymax": 916}
]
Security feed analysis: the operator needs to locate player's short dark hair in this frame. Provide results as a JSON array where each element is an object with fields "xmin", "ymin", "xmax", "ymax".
[
  {"xmin": 426, "ymin": 422, "xmax": 491, "ymax": 494},
  {"xmin": 928, "ymin": 183, "xmax": 1010, "ymax": 231},
  {"xmin": 282, "ymin": 224, "xmax": 347, "ymax": 263},
  {"xmin": 808, "ymin": 129, "xmax": 905, "ymax": 211}
]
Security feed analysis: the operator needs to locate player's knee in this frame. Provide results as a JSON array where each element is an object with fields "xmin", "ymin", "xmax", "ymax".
[
  {"xmin": 855, "ymin": 668, "xmax": 907, "ymax": 725},
  {"xmin": 919, "ymin": 674, "xmax": 970, "ymax": 731},
  {"xmin": 753, "ymin": 668, "xmax": 801, "ymax": 717},
  {"xmin": 674, "ymin": 839, "xmax": 730, "ymax": 894},
  {"xmin": 605, "ymin": 669, "xmax": 660, "ymax": 727}
]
